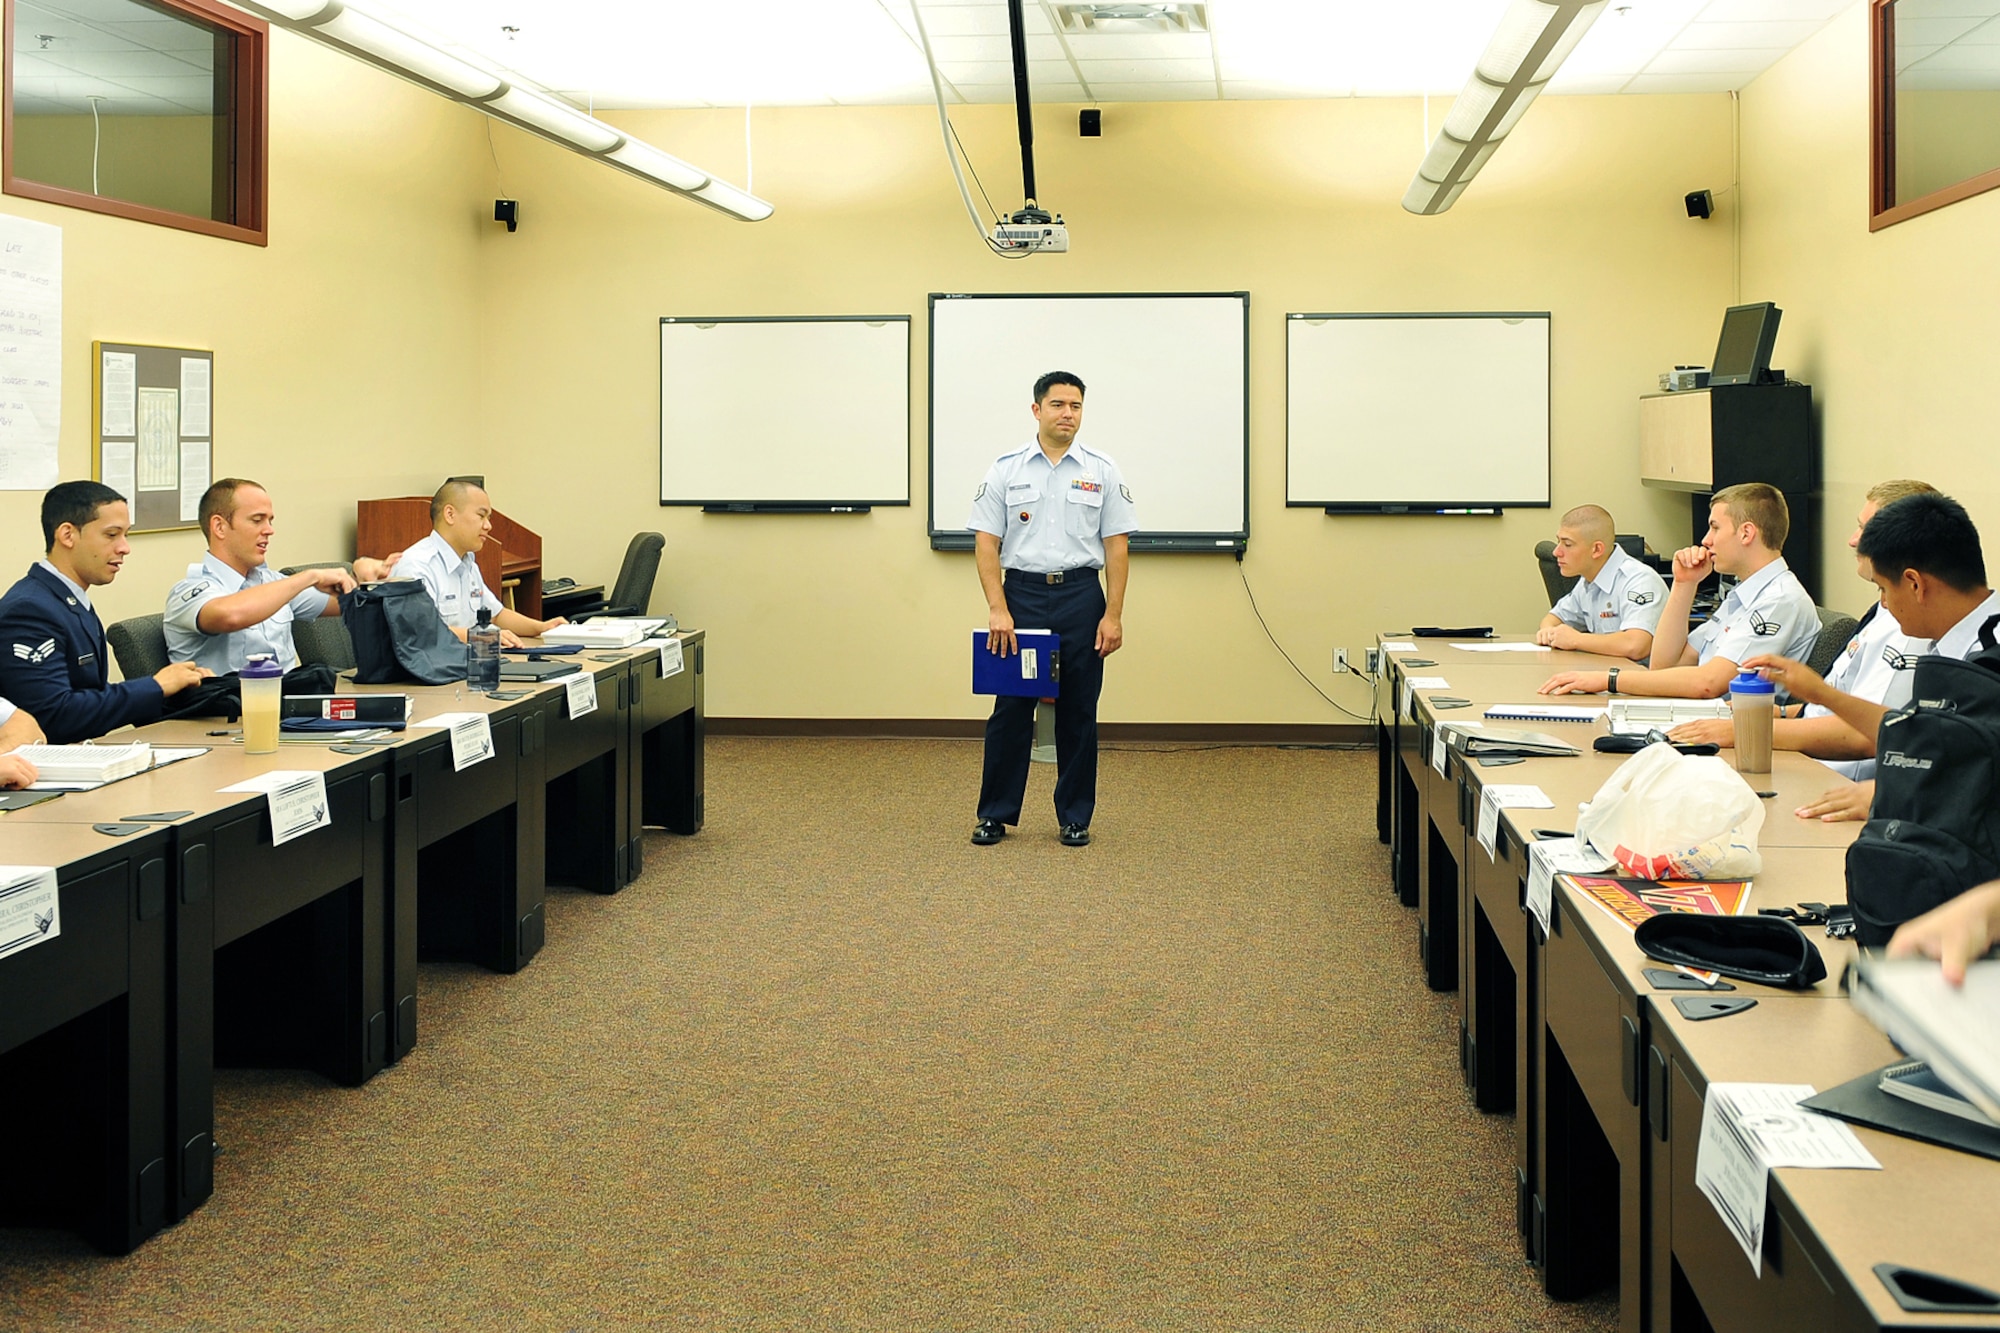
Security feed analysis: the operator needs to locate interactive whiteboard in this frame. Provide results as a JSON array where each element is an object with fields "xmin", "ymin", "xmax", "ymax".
[
  {"xmin": 928, "ymin": 293, "xmax": 1250, "ymax": 551},
  {"xmin": 1286, "ymin": 312, "xmax": 1550, "ymax": 512},
  {"xmin": 660, "ymin": 315, "xmax": 909, "ymax": 510}
]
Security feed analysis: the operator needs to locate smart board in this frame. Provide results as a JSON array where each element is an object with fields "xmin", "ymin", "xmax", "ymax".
[
  {"xmin": 660, "ymin": 315, "xmax": 909, "ymax": 510},
  {"xmin": 1286, "ymin": 312, "xmax": 1551, "ymax": 512},
  {"xmin": 928, "ymin": 293, "xmax": 1250, "ymax": 551}
]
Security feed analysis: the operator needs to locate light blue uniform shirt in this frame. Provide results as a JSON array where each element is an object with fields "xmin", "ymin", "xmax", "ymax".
[
  {"xmin": 1806, "ymin": 603, "xmax": 1922, "ymax": 781},
  {"xmin": 1686, "ymin": 557, "xmax": 1819, "ymax": 669},
  {"xmin": 163, "ymin": 552, "xmax": 328, "ymax": 673},
  {"xmin": 966, "ymin": 440, "xmax": 1140, "ymax": 572},
  {"xmin": 399, "ymin": 530, "xmax": 504, "ymax": 631},
  {"xmin": 1550, "ymin": 545, "xmax": 1668, "ymax": 637}
]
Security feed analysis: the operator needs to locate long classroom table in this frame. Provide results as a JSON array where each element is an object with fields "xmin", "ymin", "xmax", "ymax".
[
  {"xmin": 1370, "ymin": 628, "xmax": 2000, "ymax": 1333},
  {"xmin": 0, "ymin": 630, "xmax": 706, "ymax": 1249}
]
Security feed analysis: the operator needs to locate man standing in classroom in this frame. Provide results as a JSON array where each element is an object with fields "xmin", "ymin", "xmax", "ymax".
[
  {"xmin": 1534, "ymin": 503, "xmax": 1669, "ymax": 660},
  {"xmin": 968, "ymin": 372, "xmax": 1139, "ymax": 848}
]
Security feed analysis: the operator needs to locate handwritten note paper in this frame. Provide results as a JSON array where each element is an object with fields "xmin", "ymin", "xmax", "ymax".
[{"xmin": 0, "ymin": 214, "xmax": 61, "ymax": 491}]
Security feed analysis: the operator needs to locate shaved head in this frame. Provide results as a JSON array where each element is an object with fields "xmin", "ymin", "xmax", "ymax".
[
  {"xmin": 1559, "ymin": 504, "xmax": 1615, "ymax": 549},
  {"xmin": 431, "ymin": 477, "xmax": 487, "ymax": 523}
]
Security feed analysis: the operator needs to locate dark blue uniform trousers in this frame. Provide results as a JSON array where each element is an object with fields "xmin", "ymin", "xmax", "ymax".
[{"xmin": 977, "ymin": 569, "xmax": 1107, "ymax": 829}]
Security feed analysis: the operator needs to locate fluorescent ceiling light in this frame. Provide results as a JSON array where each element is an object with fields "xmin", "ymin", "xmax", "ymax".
[
  {"xmin": 481, "ymin": 85, "xmax": 623, "ymax": 152},
  {"xmin": 1405, "ymin": 0, "xmax": 1608, "ymax": 216},
  {"xmin": 315, "ymin": 8, "xmax": 502, "ymax": 99},
  {"xmin": 229, "ymin": 0, "xmax": 771, "ymax": 220},
  {"xmin": 605, "ymin": 139, "xmax": 709, "ymax": 193}
]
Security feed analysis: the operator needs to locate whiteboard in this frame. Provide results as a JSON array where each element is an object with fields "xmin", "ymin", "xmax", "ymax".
[
  {"xmin": 660, "ymin": 316, "xmax": 909, "ymax": 508},
  {"xmin": 928, "ymin": 293, "xmax": 1249, "ymax": 551},
  {"xmin": 1286, "ymin": 313, "xmax": 1550, "ymax": 511}
]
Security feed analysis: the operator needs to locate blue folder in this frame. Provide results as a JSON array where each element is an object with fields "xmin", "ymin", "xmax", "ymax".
[{"xmin": 972, "ymin": 628, "xmax": 1060, "ymax": 698}]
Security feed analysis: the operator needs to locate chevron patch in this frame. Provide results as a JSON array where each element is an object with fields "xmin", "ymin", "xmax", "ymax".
[{"xmin": 11, "ymin": 639, "xmax": 55, "ymax": 664}]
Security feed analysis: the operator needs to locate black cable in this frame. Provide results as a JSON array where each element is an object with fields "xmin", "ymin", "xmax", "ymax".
[
  {"xmin": 1237, "ymin": 563, "xmax": 1375, "ymax": 723},
  {"xmin": 948, "ymin": 118, "xmax": 1003, "ymax": 224}
]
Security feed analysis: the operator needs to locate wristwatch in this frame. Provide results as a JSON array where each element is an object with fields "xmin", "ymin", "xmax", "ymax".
[{"xmin": 1608, "ymin": 667, "xmax": 1621, "ymax": 695}]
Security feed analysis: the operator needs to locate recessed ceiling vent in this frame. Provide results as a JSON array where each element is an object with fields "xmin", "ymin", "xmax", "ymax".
[{"xmin": 1051, "ymin": 3, "xmax": 1208, "ymax": 35}]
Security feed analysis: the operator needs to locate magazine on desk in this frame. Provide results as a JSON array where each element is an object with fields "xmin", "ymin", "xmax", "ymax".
[{"xmin": 1562, "ymin": 874, "xmax": 1754, "ymax": 932}]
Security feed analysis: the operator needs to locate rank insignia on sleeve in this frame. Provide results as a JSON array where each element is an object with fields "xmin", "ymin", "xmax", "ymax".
[
  {"xmin": 1119, "ymin": 484, "xmax": 1133, "ymax": 502},
  {"xmin": 974, "ymin": 483, "xmax": 986, "ymax": 500}
]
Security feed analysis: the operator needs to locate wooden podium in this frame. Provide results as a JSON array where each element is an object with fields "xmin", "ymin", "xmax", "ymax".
[{"xmin": 356, "ymin": 498, "xmax": 544, "ymax": 619}]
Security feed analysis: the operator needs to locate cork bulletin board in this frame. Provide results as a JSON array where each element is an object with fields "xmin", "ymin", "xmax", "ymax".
[{"xmin": 92, "ymin": 341, "xmax": 213, "ymax": 533}]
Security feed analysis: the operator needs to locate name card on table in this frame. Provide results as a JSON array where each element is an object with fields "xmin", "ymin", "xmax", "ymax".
[
  {"xmin": 1475, "ymin": 783, "xmax": 1553, "ymax": 857},
  {"xmin": 1524, "ymin": 837, "xmax": 1612, "ymax": 938},
  {"xmin": 413, "ymin": 713, "xmax": 497, "ymax": 772},
  {"xmin": 652, "ymin": 637, "xmax": 685, "ymax": 679},
  {"xmin": 221, "ymin": 771, "xmax": 332, "ymax": 846},
  {"xmin": 563, "ymin": 671, "xmax": 598, "ymax": 719},
  {"xmin": 0, "ymin": 866, "xmax": 60, "ymax": 961},
  {"xmin": 1695, "ymin": 1082, "xmax": 1880, "ymax": 1275}
]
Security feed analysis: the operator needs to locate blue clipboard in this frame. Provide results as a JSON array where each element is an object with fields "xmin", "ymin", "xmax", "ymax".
[{"xmin": 972, "ymin": 628, "xmax": 1059, "ymax": 698}]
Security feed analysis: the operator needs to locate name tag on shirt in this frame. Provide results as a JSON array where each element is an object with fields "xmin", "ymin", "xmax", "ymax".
[
  {"xmin": 1006, "ymin": 483, "xmax": 1039, "ymax": 503},
  {"xmin": 1068, "ymin": 478, "xmax": 1104, "ymax": 507}
]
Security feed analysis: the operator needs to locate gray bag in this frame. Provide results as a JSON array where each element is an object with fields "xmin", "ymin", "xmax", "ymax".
[{"xmin": 340, "ymin": 582, "xmax": 467, "ymax": 685}]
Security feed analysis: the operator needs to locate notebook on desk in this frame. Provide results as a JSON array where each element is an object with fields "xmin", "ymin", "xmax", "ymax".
[{"xmin": 500, "ymin": 660, "xmax": 583, "ymax": 681}]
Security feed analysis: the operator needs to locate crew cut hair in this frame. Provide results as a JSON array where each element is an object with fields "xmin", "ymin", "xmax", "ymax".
[
  {"xmin": 1711, "ymin": 482, "xmax": 1790, "ymax": 552},
  {"xmin": 431, "ymin": 477, "xmax": 486, "ymax": 522},
  {"xmin": 41, "ymin": 480, "xmax": 126, "ymax": 551},
  {"xmin": 1033, "ymin": 371, "xmax": 1085, "ymax": 403},
  {"xmin": 1857, "ymin": 492, "xmax": 1987, "ymax": 593},
  {"xmin": 198, "ymin": 478, "xmax": 264, "ymax": 537}
]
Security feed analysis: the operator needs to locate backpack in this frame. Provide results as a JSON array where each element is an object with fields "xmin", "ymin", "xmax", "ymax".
[
  {"xmin": 340, "ymin": 582, "xmax": 467, "ymax": 686},
  {"xmin": 1844, "ymin": 617, "xmax": 2000, "ymax": 946},
  {"xmin": 156, "ymin": 663, "xmax": 342, "ymax": 722}
]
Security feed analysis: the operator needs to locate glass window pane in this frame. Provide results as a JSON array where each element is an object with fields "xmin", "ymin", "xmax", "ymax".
[
  {"xmin": 10, "ymin": 0, "xmax": 235, "ymax": 223},
  {"xmin": 1892, "ymin": 0, "xmax": 2000, "ymax": 204}
]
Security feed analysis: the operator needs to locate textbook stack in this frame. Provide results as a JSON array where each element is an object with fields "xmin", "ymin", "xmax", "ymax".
[{"xmin": 14, "ymin": 743, "xmax": 154, "ymax": 784}]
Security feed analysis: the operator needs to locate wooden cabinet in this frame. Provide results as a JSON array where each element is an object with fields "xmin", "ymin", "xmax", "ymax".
[{"xmin": 1639, "ymin": 382, "xmax": 1820, "ymax": 600}]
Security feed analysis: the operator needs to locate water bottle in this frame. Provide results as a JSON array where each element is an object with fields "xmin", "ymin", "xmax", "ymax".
[
  {"xmin": 240, "ymin": 655, "xmax": 284, "ymax": 754},
  {"xmin": 1729, "ymin": 668, "xmax": 1775, "ymax": 779},
  {"xmin": 466, "ymin": 609, "xmax": 501, "ymax": 694}
]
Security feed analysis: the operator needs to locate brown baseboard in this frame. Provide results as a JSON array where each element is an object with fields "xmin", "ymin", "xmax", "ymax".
[{"xmin": 708, "ymin": 718, "xmax": 1371, "ymax": 747}]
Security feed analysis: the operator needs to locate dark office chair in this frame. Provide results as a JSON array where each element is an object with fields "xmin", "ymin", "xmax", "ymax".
[
  {"xmin": 1533, "ymin": 535, "xmax": 1665, "ymax": 607},
  {"xmin": 107, "ymin": 614, "xmax": 170, "ymax": 681},
  {"xmin": 1806, "ymin": 607, "xmax": 1861, "ymax": 680},
  {"xmin": 279, "ymin": 562, "xmax": 359, "ymax": 670},
  {"xmin": 568, "ymin": 532, "xmax": 665, "ymax": 621}
]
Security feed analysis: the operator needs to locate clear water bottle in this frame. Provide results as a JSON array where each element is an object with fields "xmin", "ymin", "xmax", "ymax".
[{"xmin": 466, "ymin": 608, "xmax": 501, "ymax": 694}]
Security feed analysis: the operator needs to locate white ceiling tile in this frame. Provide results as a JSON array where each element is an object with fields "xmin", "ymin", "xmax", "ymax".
[
  {"xmin": 936, "ymin": 60, "xmax": 1022, "ymax": 83},
  {"xmin": 1646, "ymin": 47, "xmax": 1786, "ymax": 73},
  {"xmin": 1543, "ymin": 74, "xmax": 1633, "ymax": 93},
  {"xmin": 1623, "ymin": 70, "xmax": 1753, "ymax": 92},
  {"xmin": 1694, "ymin": 0, "xmax": 1850, "ymax": 21},
  {"xmin": 1083, "ymin": 80, "xmax": 1217, "ymax": 100},
  {"xmin": 1052, "ymin": 31, "xmax": 1212, "ymax": 60},
  {"xmin": 1218, "ymin": 79, "xmax": 1356, "ymax": 98},
  {"xmin": 1564, "ymin": 0, "xmax": 1709, "ymax": 78},
  {"xmin": 946, "ymin": 82, "xmax": 1021, "ymax": 102},
  {"xmin": 925, "ymin": 34, "xmax": 1017, "ymax": 62},
  {"xmin": 909, "ymin": 4, "xmax": 1012, "ymax": 37},
  {"xmin": 1672, "ymin": 19, "xmax": 1827, "ymax": 49},
  {"xmin": 1072, "ymin": 56, "xmax": 1217, "ymax": 81}
]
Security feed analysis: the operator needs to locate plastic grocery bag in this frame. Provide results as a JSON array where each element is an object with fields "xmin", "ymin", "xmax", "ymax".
[{"xmin": 1574, "ymin": 741, "xmax": 1764, "ymax": 879}]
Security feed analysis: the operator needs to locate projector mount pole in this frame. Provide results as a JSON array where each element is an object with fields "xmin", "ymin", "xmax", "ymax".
[{"xmin": 1006, "ymin": 0, "xmax": 1050, "ymax": 225}]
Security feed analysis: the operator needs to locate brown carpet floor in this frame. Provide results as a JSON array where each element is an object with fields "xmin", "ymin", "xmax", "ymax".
[{"xmin": 2, "ymin": 738, "xmax": 1616, "ymax": 1331}]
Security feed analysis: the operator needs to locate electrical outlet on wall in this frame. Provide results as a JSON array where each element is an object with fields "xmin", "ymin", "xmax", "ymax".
[
  {"xmin": 1364, "ymin": 648, "xmax": 1381, "ymax": 675},
  {"xmin": 1334, "ymin": 647, "xmax": 1350, "ymax": 674}
]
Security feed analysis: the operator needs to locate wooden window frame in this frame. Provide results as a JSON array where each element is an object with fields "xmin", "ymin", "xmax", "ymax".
[
  {"xmin": 2, "ymin": 0, "xmax": 267, "ymax": 245},
  {"xmin": 1870, "ymin": 0, "xmax": 2000, "ymax": 231}
]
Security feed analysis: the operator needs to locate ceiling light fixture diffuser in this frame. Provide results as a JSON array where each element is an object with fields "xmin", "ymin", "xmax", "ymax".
[
  {"xmin": 1402, "ymin": 0, "xmax": 1607, "ymax": 216},
  {"xmin": 231, "ymin": 0, "xmax": 771, "ymax": 221}
]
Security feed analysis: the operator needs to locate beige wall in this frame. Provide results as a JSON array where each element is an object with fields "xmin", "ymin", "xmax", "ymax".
[
  {"xmin": 1740, "ymin": 3, "xmax": 2000, "ymax": 621},
  {"xmin": 476, "ymin": 95, "xmax": 1736, "ymax": 723},
  {"xmin": 0, "ymin": 32, "xmax": 488, "ymax": 636}
]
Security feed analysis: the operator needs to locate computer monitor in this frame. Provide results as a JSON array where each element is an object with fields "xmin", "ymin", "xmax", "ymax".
[{"xmin": 1709, "ymin": 302, "xmax": 1782, "ymax": 386}]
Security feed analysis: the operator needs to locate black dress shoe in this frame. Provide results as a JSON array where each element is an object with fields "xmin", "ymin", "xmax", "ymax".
[
  {"xmin": 1059, "ymin": 823, "xmax": 1091, "ymax": 847},
  {"xmin": 971, "ymin": 818, "xmax": 1006, "ymax": 846}
]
